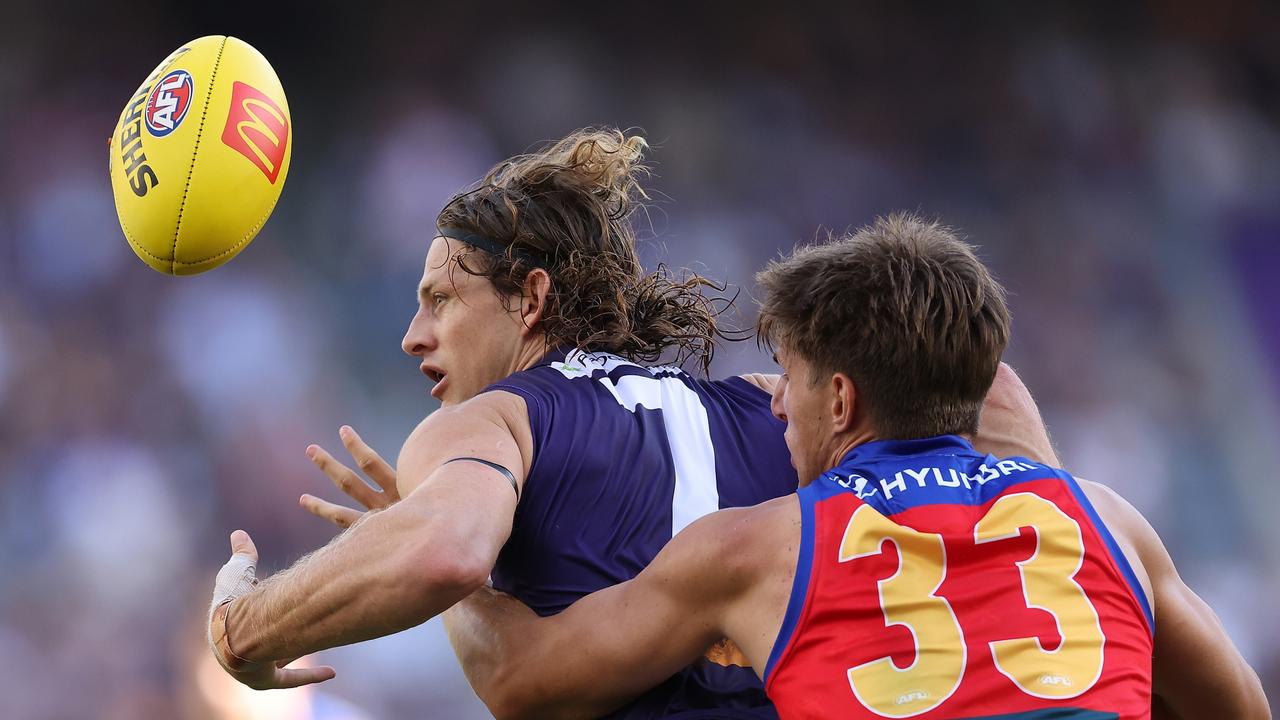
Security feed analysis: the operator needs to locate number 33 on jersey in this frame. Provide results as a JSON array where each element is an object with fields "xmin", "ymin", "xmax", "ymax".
[{"xmin": 765, "ymin": 436, "xmax": 1153, "ymax": 720}]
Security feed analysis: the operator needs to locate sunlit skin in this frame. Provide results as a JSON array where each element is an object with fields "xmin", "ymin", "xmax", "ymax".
[
  {"xmin": 769, "ymin": 347, "xmax": 876, "ymax": 487},
  {"xmin": 207, "ymin": 234, "xmax": 554, "ymax": 691},
  {"xmin": 402, "ymin": 236, "xmax": 551, "ymax": 407}
]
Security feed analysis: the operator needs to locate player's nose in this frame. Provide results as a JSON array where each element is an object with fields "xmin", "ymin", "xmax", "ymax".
[
  {"xmin": 770, "ymin": 381, "xmax": 787, "ymax": 423},
  {"xmin": 401, "ymin": 308, "xmax": 436, "ymax": 357}
]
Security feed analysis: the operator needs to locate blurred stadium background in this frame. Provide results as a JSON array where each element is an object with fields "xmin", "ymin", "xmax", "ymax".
[{"xmin": 2, "ymin": 1, "xmax": 1278, "ymax": 717}]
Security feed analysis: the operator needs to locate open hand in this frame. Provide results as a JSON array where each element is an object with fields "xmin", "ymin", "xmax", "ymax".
[
  {"xmin": 301, "ymin": 425, "xmax": 400, "ymax": 529},
  {"xmin": 208, "ymin": 530, "xmax": 336, "ymax": 690}
]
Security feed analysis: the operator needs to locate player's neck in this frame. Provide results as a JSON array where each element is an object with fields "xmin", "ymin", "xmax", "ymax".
[
  {"xmin": 828, "ymin": 426, "xmax": 880, "ymax": 470},
  {"xmin": 509, "ymin": 333, "xmax": 552, "ymax": 376}
]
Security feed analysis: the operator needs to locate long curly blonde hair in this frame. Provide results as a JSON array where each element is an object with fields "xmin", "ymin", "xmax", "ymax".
[{"xmin": 436, "ymin": 128, "xmax": 726, "ymax": 371}]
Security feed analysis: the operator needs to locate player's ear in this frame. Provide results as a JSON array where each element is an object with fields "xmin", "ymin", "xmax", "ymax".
[
  {"xmin": 519, "ymin": 268, "xmax": 552, "ymax": 331},
  {"xmin": 830, "ymin": 372, "xmax": 857, "ymax": 433}
]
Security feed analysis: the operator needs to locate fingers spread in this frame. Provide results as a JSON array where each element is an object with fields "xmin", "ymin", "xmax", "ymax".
[
  {"xmin": 299, "ymin": 494, "xmax": 363, "ymax": 529},
  {"xmin": 308, "ymin": 445, "xmax": 381, "ymax": 509},
  {"xmin": 340, "ymin": 426, "xmax": 398, "ymax": 496}
]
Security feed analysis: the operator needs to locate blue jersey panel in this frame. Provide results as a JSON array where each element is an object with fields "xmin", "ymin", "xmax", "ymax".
[{"xmin": 483, "ymin": 349, "xmax": 793, "ymax": 720}]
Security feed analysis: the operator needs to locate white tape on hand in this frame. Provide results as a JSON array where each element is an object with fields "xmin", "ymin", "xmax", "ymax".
[
  {"xmin": 210, "ymin": 551, "xmax": 259, "ymax": 615},
  {"xmin": 208, "ymin": 549, "xmax": 259, "ymax": 671}
]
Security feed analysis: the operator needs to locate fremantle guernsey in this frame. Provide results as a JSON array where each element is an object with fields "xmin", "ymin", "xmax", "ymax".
[
  {"xmin": 764, "ymin": 435, "xmax": 1153, "ymax": 720},
  {"xmin": 485, "ymin": 348, "xmax": 796, "ymax": 719}
]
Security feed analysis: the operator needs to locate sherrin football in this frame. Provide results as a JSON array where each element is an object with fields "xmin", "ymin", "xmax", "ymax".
[{"xmin": 110, "ymin": 36, "xmax": 292, "ymax": 275}]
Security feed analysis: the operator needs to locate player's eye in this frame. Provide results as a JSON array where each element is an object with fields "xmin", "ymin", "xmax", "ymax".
[{"xmin": 432, "ymin": 293, "xmax": 448, "ymax": 308}]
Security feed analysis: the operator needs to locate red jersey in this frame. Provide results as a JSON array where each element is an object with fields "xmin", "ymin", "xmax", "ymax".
[{"xmin": 764, "ymin": 436, "xmax": 1153, "ymax": 719}]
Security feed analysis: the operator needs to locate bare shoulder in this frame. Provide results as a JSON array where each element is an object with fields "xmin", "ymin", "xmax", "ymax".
[
  {"xmin": 689, "ymin": 496, "xmax": 798, "ymax": 544},
  {"xmin": 410, "ymin": 391, "xmax": 530, "ymax": 448},
  {"xmin": 412, "ymin": 390, "xmax": 529, "ymax": 432},
  {"xmin": 737, "ymin": 373, "xmax": 780, "ymax": 395},
  {"xmin": 465, "ymin": 390, "xmax": 532, "ymax": 448},
  {"xmin": 1075, "ymin": 478, "xmax": 1160, "ymax": 608},
  {"xmin": 655, "ymin": 498, "xmax": 797, "ymax": 572},
  {"xmin": 742, "ymin": 494, "xmax": 802, "ymax": 537},
  {"xmin": 396, "ymin": 390, "xmax": 533, "ymax": 495},
  {"xmin": 674, "ymin": 496, "xmax": 799, "ymax": 588},
  {"xmin": 1075, "ymin": 478, "xmax": 1149, "ymax": 539},
  {"xmin": 700, "ymin": 496, "xmax": 801, "ymax": 668}
]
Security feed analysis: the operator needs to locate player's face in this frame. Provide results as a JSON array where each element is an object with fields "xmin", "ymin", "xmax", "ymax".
[
  {"xmin": 771, "ymin": 348, "xmax": 840, "ymax": 486},
  {"xmin": 401, "ymin": 236, "xmax": 528, "ymax": 407}
]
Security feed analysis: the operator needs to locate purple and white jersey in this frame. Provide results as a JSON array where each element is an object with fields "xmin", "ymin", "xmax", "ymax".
[{"xmin": 484, "ymin": 348, "xmax": 795, "ymax": 719}]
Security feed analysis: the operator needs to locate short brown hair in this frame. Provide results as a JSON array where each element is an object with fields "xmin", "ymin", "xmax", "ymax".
[
  {"xmin": 757, "ymin": 214, "xmax": 1010, "ymax": 439},
  {"xmin": 436, "ymin": 128, "xmax": 725, "ymax": 371}
]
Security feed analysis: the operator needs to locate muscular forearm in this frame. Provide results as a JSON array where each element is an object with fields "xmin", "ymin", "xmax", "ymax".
[
  {"xmin": 444, "ymin": 586, "xmax": 548, "ymax": 718},
  {"xmin": 445, "ymin": 514, "xmax": 749, "ymax": 720},
  {"xmin": 227, "ymin": 502, "xmax": 483, "ymax": 663},
  {"xmin": 445, "ymin": 586, "xmax": 676, "ymax": 720}
]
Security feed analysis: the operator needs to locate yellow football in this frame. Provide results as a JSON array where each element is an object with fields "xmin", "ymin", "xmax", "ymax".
[{"xmin": 109, "ymin": 36, "xmax": 292, "ymax": 275}]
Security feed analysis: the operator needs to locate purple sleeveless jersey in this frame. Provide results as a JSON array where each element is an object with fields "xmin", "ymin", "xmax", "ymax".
[{"xmin": 484, "ymin": 348, "xmax": 796, "ymax": 720}]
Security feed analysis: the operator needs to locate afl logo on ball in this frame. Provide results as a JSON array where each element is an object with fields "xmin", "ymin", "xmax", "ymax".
[{"xmin": 145, "ymin": 69, "xmax": 194, "ymax": 137}]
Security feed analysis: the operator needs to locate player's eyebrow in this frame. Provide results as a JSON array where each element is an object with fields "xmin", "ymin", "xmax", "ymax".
[{"xmin": 417, "ymin": 281, "xmax": 434, "ymax": 302}]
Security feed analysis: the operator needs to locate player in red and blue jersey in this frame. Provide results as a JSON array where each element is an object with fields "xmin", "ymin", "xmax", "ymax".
[
  {"xmin": 764, "ymin": 435, "xmax": 1153, "ymax": 718},
  {"xmin": 446, "ymin": 215, "xmax": 1269, "ymax": 719}
]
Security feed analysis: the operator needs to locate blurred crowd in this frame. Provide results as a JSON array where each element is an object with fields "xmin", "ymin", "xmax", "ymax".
[{"xmin": 1, "ymin": 2, "xmax": 1278, "ymax": 718}]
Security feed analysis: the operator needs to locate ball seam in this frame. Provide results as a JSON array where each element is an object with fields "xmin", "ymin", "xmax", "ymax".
[
  {"xmin": 177, "ymin": 192, "xmax": 282, "ymax": 265},
  {"xmin": 169, "ymin": 36, "xmax": 227, "ymax": 273}
]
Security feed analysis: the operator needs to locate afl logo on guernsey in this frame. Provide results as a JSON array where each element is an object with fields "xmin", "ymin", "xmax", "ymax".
[{"xmin": 144, "ymin": 69, "xmax": 194, "ymax": 137}]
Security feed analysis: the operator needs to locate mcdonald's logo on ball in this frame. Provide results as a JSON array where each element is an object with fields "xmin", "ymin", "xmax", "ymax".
[{"xmin": 222, "ymin": 81, "xmax": 290, "ymax": 184}]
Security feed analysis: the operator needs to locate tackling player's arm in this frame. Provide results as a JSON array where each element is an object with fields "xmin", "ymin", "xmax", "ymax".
[
  {"xmin": 445, "ymin": 506, "xmax": 765, "ymax": 720},
  {"xmin": 738, "ymin": 372, "xmax": 780, "ymax": 395},
  {"xmin": 970, "ymin": 362, "xmax": 1060, "ymax": 465},
  {"xmin": 211, "ymin": 391, "xmax": 531, "ymax": 680},
  {"xmin": 1080, "ymin": 480, "xmax": 1270, "ymax": 719}
]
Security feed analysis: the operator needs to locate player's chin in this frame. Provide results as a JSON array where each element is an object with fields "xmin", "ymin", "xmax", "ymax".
[
  {"xmin": 434, "ymin": 378, "xmax": 471, "ymax": 407},
  {"xmin": 782, "ymin": 436, "xmax": 802, "ymax": 468}
]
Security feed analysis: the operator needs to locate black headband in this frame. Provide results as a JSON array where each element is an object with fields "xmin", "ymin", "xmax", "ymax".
[{"xmin": 437, "ymin": 226, "xmax": 549, "ymax": 268}]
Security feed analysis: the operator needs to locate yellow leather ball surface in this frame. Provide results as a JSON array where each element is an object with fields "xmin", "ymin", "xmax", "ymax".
[{"xmin": 110, "ymin": 36, "xmax": 292, "ymax": 275}]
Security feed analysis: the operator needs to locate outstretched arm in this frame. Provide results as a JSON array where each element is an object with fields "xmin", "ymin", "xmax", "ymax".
[
  {"xmin": 445, "ymin": 508, "xmax": 759, "ymax": 720},
  {"xmin": 209, "ymin": 391, "xmax": 530, "ymax": 685}
]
